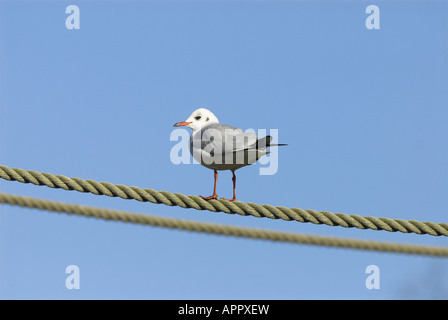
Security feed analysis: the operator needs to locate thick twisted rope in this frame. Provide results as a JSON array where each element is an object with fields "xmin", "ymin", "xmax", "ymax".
[
  {"xmin": 0, "ymin": 165, "xmax": 447, "ymax": 237},
  {"xmin": 1, "ymin": 192, "xmax": 447, "ymax": 257}
]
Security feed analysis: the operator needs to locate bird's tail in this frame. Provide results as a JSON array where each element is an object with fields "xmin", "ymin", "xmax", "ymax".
[
  {"xmin": 265, "ymin": 136, "xmax": 287, "ymax": 147},
  {"xmin": 268, "ymin": 143, "xmax": 288, "ymax": 147},
  {"xmin": 244, "ymin": 135, "xmax": 288, "ymax": 151}
]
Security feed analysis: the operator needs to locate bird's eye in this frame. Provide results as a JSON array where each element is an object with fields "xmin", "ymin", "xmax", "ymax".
[{"xmin": 195, "ymin": 116, "xmax": 201, "ymax": 120}]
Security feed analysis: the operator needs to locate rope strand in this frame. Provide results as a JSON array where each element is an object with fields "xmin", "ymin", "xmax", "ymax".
[
  {"xmin": 1, "ymin": 192, "xmax": 447, "ymax": 257},
  {"xmin": 1, "ymin": 165, "xmax": 447, "ymax": 236}
]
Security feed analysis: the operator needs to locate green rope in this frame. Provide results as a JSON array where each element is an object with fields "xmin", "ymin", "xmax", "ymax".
[
  {"xmin": 0, "ymin": 165, "xmax": 447, "ymax": 237},
  {"xmin": 1, "ymin": 192, "xmax": 447, "ymax": 257}
]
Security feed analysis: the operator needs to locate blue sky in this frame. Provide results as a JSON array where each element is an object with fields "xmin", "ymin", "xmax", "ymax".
[{"xmin": 1, "ymin": 0, "xmax": 447, "ymax": 299}]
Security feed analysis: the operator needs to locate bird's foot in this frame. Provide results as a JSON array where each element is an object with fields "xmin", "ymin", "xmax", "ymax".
[
  {"xmin": 220, "ymin": 197, "xmax": 236, "ymax": 202},
  {"xmin": 200, "ymin": 194, "xmax": 218, "ymax": 200}
]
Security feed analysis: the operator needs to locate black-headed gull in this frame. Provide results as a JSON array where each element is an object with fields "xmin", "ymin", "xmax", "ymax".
[{"xmin": 173, "ymin": 108, "xmax": 287, "ymax": 201}]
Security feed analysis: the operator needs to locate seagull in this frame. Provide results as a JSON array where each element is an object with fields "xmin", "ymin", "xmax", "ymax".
[{"xmin": 173, "ymin": 108, "xmax": 287, "ymax": 201}]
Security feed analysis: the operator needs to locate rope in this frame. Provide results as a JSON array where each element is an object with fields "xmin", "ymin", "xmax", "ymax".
[
  {"xmin": 1, "ymin": 192, "xmax": 447, "ymax": 257},
  {"xmin": 0, "ymin": 165, "xmax": 447, "ymax": 237}
]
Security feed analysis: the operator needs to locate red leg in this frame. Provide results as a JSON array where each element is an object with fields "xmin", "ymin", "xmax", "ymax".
[
  {"xmin": 221, "ymin": 170, "xmax": 237, "ymax": 201},
  {"xmin": 200, "ymin": 169, "xmax": 218, "ymax": 200}
]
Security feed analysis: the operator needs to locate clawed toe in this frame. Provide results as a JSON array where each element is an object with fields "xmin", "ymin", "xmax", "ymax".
[
  {"xmin": 220, "ymin": 197, "xmax": 236, "ymax": 202},
  {"xmin": 200, "ymin": 194, "xmax": 218, "ymax": 200}
]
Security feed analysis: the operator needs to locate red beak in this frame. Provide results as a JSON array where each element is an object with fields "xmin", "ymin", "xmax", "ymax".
[{"xmin": 173, "ymin": 121, "xmax": 192, "ymax": 127}]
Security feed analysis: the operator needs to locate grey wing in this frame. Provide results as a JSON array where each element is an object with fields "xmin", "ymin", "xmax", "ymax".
[
  {"xmin": 199, "ymin": 124, "xmax": 258, "ymax": 156},
  {"xmin": 244, "ymin": 135, "xmax": 273, "ymax": 151}
]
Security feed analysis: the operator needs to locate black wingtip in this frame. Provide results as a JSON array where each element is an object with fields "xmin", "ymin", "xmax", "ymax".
[
  {"xmin": 264, "ymin": 136, "xmax": 287, "ymax": 147},
  {"xmin": 269, "ymin": 143, "xmax": 288, "ymax": 147}
]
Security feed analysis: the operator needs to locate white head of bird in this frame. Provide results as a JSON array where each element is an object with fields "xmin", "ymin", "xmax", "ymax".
[{"xmin": 173, "ymin": 108, "xmax": 219, "ymax": 131}]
